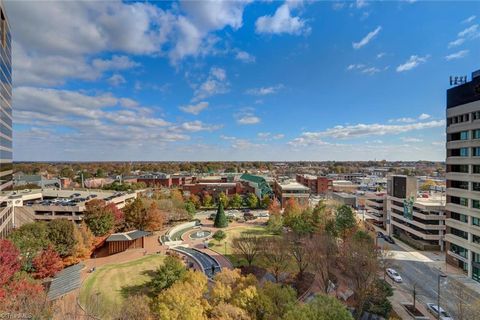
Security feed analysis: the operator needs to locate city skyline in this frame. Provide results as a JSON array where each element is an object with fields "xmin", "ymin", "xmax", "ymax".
[{"xmin": 8, "ymin": 0, "xmax": 480, "ymax": 161}]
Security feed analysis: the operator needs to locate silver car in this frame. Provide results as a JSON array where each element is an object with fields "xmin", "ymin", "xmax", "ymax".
[{"xmin": 426, "ymin": 303, "xmax": 453, "ymax": 320}]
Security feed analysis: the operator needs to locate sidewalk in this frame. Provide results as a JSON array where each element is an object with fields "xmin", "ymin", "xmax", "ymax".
[{"xmin": 388, "ymin": 277, "xmax": 433, "ymax": 320}]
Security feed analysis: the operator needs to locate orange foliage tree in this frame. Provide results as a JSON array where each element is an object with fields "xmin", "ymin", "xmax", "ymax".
[
  {"xmin": 146, "ymin": 202, "xmax": 166, "ymax": 232},
  {"xmin": 32, "ymin": 245, "xmax": 63, "ymax": 279}
]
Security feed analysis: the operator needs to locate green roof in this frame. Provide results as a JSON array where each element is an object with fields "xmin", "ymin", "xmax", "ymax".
[{"xmin": 240, "ymin": 174, "xmax": 273, "ymax": 198}]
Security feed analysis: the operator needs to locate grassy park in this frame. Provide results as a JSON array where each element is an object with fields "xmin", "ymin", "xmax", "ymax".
[{"xmin": 79, "ymin": 254, "xmax": 164, "ymax": 318}]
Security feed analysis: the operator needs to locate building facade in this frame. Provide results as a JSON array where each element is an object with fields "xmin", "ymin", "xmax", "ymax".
[
  {"xmin": 445, "ymin": 70, "xmax": 480, "ymax": 282},
  {"xmin": 387, "ymin": 175, "xmax": 446, "ymax": 251},
  {"xmin": 0, "ymin": 2, "xmax": 12, "ymax": 239},
  {"xmin": 360, "ymin": 192, "xmax": 387, "ymax": 229},
  {"xmin": 273, "ymin": 180, "xmax": 310, "ymax": 208},
  {"xmin": 296, "ymin": 174, "xmax": 333, "ymax": 195}
]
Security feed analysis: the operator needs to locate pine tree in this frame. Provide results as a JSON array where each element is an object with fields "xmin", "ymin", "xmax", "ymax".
[{"xmin": 214, "ymin": 201, "xmax": 228, "ymax": 228}]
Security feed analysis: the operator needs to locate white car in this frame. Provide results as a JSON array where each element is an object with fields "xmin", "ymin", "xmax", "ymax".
[
  {"xmin": 426, "ymin": 303, "xmax": 453, "ymax": 320},
  {"xmin": 386, "ymin": 268, "xmax": 402, "ymax": 283}
]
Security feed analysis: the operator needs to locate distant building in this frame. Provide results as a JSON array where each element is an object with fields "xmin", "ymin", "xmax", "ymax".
[
  {"xmin": 106, "ymin": 230, "xmax": 150, "ymax": 255},
  {"xmin": 332, "ymin": 180, "xmax": 358, "ymax": 193},
  {"xmin": 136, "ymin": 173, "xmax": 193, "ymax": 188},
  {"xmin": 358, "ymin": 192, "xmax": 387, "ymax": 229},
  {"xmin": 239, "ymin": 173, "xmax": 274, "ymax": 199},
  {"xmin": 386, "ymin": 175, "xmax": 446, "ymax": 251},
  {"xmin": 445, "ymin": 69, "xmax": 480, "ymax": 282},
  {"xmin": 11, "ymin": 189, "xmax": 137, "ymax": 227},
  {"xmin": 274, "ymin": 180, "xmax": 310, "ymax": 208},
  {"xmin": 14, "ymin": 174, "xmax": 61, "ymax": 188},
  {"xmin": 332, "ymin": 192, "xmax": 357, "ymax": 208},
  {"xmin": 296, "ymin": 174, "xmax": 332, "ymax": 195}
]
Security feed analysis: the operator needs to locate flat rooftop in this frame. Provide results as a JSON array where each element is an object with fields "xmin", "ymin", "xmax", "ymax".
[
  {"xmin": 278, "ymin": 181, "xmax": 310, "ymax": 191},
  {"xmin": 415, "ymin": 192, "xmax": 446, "ymax": 207}
]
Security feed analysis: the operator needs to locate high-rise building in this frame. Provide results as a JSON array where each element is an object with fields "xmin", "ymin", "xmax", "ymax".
[
  {"xmin": 445, "ymin": 69, "xmax": 480, "ymax": 282},
  {"xmin": 0, "ymin": 1, "xmax": 12, "ymax": 239}
]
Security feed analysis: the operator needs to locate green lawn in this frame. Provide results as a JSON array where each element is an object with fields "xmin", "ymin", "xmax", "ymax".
[
  {"xmin": 209, "ymin": 225, "xmax": 273, "ymax": 266},
  {"xmin": 79, "ymin": 254, "xmax": 164, "ymax": 318}
]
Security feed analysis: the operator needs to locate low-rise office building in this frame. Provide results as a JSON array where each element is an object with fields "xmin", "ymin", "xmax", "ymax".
[
  {"xmin": 387, "ymin": 175, "xmax": 446, "ymax": 251},
  {"xmin": 274, "ymin": 180, "xmax": 310, "ymax": 208}
]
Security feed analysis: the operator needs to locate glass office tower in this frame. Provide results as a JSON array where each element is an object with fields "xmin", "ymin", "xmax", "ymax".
[{"xmin": 0, "ymin": 2, "xmax": 12, "ymax": 191}]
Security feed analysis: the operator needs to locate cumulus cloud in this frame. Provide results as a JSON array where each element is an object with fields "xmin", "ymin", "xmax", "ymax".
[
  {"xmin": 235, "ymin": 50, "xmax": 256, "ymax": 63},
  {"xmin": 107, "ymin": 74, "xmax": 127, "ymax": 86},
  {"xmin": 458, "ymin": 24, "xmax": 479, "ymax": 38},
  {"xmin": 192, "ymin": 67, "xmax": 229, "ymax": 101},
  {"xmin": 289, "ymin": 119, "xmax": 445, "ymax": 146},
  {"xmin": 257, "ymin": 132, "xmax": 285, "ymax": 140},
  {"xmin": 402, "ymin": 137, "xmax": 423, "ymax": 143},
  {"xmin": 179, "ymin": 101, "xmax": 209, "ymax": 115},
  {"xmin": 463, "ymin": 15, "xmax": 476, "ymax": 24},
  {"xmin": 255, "ymin": 2, "xmax": 310, "ymax": 35},
  {"xmin": 246, "ymin": 84, "xmax": 284, "ymax": 96},
  {"xmin": 396, "ymin": 55, "xmax": 429, "ymax": 72},
  {"xmin": 418, "ymin": 113, "xmax": 431, "ymax": 120},
  {"xmin": 236, "ymin": 112, "xmax": 261, "ymax": 125},
  {"xmin": 177, "ymin": 120, "xmax": 223, "ymax": 132},
  {"xmin": 445, "ymin": 49, "xmax": 469, "ymax": 61},
  {"xmin": 352, "ymin": 26, "xmax": 382, "ymax": 49}
]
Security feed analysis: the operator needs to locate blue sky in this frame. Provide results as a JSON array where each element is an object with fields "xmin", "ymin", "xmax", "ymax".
[{"xmin": 7, "ymin": 0, "xmax": 480, "ymax": 161}]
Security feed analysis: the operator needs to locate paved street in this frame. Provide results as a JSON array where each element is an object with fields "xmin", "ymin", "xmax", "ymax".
[{"xmin": 378, "ymin": 236, "xmax": 480, "ymax": 319}]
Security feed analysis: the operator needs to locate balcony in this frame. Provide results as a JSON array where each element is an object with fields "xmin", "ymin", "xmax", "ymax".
[
  {"xmin": 365, "ymin": 211, "xmax": 384, "ymax": 222},
  {"xmin": 445, "ymin": 233, "xmax": 470, "ymax": 248}
]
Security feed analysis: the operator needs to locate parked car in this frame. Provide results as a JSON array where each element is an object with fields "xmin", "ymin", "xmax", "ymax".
[
  {"xmin": 386, "ymin": 268, "xmax": 403, "ymax": 283},
  {"xmin": 426, "ymin": 303, "xmax": 453, "ymax": 320},
  {"xmin": 258, "ymin": 212, "xmax": 270, "ymax": 218},
  {"xmin": 376, "ymin": 231, "xmax": 384, "ymax": 238},
  {"xmin": 208, "ymin": 213, "xmax": 216, "ymax": 220},
  {"xmin": 384, "ymin": 235, "xmax": 395, "ymax": 244}
]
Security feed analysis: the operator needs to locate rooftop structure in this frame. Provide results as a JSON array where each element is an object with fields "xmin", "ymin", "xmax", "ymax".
[{"xmin": 239, "ymin": 173, "xmax": 274, "ymax": 199}]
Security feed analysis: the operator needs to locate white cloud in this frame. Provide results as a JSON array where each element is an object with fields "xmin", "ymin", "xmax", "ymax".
[
  {"xmin": 347, "ymin": 64, "xmax": 385, "ymax": 75},
  {"xmin": 192, "ymin": 67, "xmax": 229, "ymax": 101},
  {"xmin": 362, "ymin": 67, "xmax": 381, "ymax": 75},
  {"xmin": 246, "ymin": 84, "xmax": 284, "ymax": 96},
  {"xmin": 107, "ymin": 74, "xmax": 126, "ymax": 86},
  {"xmin": 418, "ymin": 113, "xmax": 431, "ymax": 120},
  {"xmin": 376, "ymin": 52, "xmax": 386, "ymax": 59},
  {"xmin": 255, "ymin": 3, "xmax": 310, "ymax": 35},
  {"xmin": 237, "ymin": 113, "xmax": 261, "ymax": 125},
  {"xmin": 402, "ymin": 137, "xmax": 423, "ymax": 143},
  {"xmin": 458, "ymin": 24, "xmax": 479, "ymax": 38},
  {"xmin": 445, "ymin": 49, "xmax": 469, "ymax": 61},
  {"xmin": 290, "ymin": 120, "xmax": 445, "ymax": 146},
  {"xmin": 448, "ymin": 38, "xmax": 465, "ymax": 48},
  {"xmin": 177, "ymin": 120, "xmax": 222, "ymax": 132},
  {"xmin": 396, "ymin": 55, "xmax": 429, "ymax": 72},
  {"xmin": 352, "ymin": 26, "xmax": 382, "ymax": 49},
  {"xmin": 463, "ymin": 15, "xmax": 476, "ymax": 24},
  {"xmin": 92, "ymin": 55, "xmax": 140, "ymax": 71},
  {"xmin": 257, "ymin": 132, "xmax": 285, "ymax": 140},
  {"xmin": 179, "ymin": 101, "xmax": 209, "ymax": 115},
  {"xmin": 235, "ymin": 50, "xmax": 256, "ymax": 63}
]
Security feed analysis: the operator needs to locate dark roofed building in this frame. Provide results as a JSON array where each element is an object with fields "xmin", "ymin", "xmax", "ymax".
[{"xmin": 106, "ymin": 230, "xmax": 150, "ymax": 255}]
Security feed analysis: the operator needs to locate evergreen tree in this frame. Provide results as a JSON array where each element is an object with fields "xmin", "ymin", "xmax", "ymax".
[{"xmin": 214, "ymin": 202, "xmax": 228, "ymax": 228}]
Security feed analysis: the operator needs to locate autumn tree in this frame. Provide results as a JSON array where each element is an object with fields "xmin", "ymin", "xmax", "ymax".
[
  {"xmin": 149, "ymin": 255, "xmax": 186, "ymax": 294},
  {"xmin": 105, "ymin": 203, "xmax": 125, "ymax": 231},
  {"xmin": 212, "ymin": 230, "xmax": 227, "ymax": 244},
  {"xmin": 340, "ymin": 236, "xmax": 379, "ymax": 319},
  {"xmin": 64, "ymin": 222, "xmax": 95, "ymax": 265},
  {"xmin": 188, "ymin": 194, "xmax": 201, "ymax": 209},
  {"xmin": 145, "ymin": 202, "xmax": 166, "ymax": 232},
  {"xmin": 203, "ymin": 194, "xmax": 213, "ymax": 207},
  {"xmin": 335, "ymin": 205, "xmax": 357, "ymax": 239},
  {"xmin": 231, "ymin": 233, "xmax": 261, "ymax": 267},
  {"xmin": 283, "ymin": 198, "xmax": 302, "ymax": 225},
  {"xmin": 252, "ymin": 281, "xmax": 297, "ymax": 320},
  {"xmin": 261, "ymin": 195, "xmax": 271, "ymax": 209},
  {"xmin": 218, "ymin": 192, "xmax": 229, "ymax": 208},
  {"xmin": 84, "ymin": 199, "xmax": 115, "ymax": 236},
  {"xmin": 152, "ymin": 271, "xmax": 209, "ymax": 320},
  {"xmin": 287, "ymin": 233, "xmax": 310, "ymax": 280},
  {"xmin": 0, "ymin": 239, "xmax": 21, "ymax": 286},
  {"xmin": 260, "ymin": 237, "xmax": 290, "ymax": 282},
  {"xmin": 47, "ymin": 219, "xmax": 76, "ymax": 258},
  {"xmin": 32, "ymin": 245, "xmax": 63, "ymax": 279},
  {"xmin": 124, "ymin": 197, "xmax": 148, "ymax": 230},
  {"xmin": 307, "ymin": 232, "xmax": 338, "ymax": 294},
  {"xmin": 268, "ymin": 198, "xmax": 282, "ymax": 216},
  {"xmin": 283, "ymin": 294, "xmax": 353, "ymax": 320},
  {"xmin": 8, "ymin": 222, "xmax": 50, "ymax": 270},
  {"xmin": 246, "ymin": 193, "xmax": 259, "ymax": 209},
  {"xmin": 229, "ymin": 194, "xmax": 243, "ymax": 208}
]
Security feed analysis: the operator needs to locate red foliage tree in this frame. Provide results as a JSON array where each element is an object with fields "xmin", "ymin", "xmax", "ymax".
[
  {"xmin": 106, "ymin": 203, "xmax": 125, "ymax": 231},
  {"xmin": 32, "ymin": 245, "xmax": 63, "ymax": 279},
  {"xmin": 0, "ymin": 276, "xmax": 49, "ymax": 316},
  {"xmin": 0, "ymin": 239, "xmax": 21, "ymax": 286}
]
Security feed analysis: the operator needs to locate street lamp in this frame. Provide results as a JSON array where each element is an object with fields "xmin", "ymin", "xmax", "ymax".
[{"xmin": 437, "ymin": 272, "xmax": 447, "ymax": 320}]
